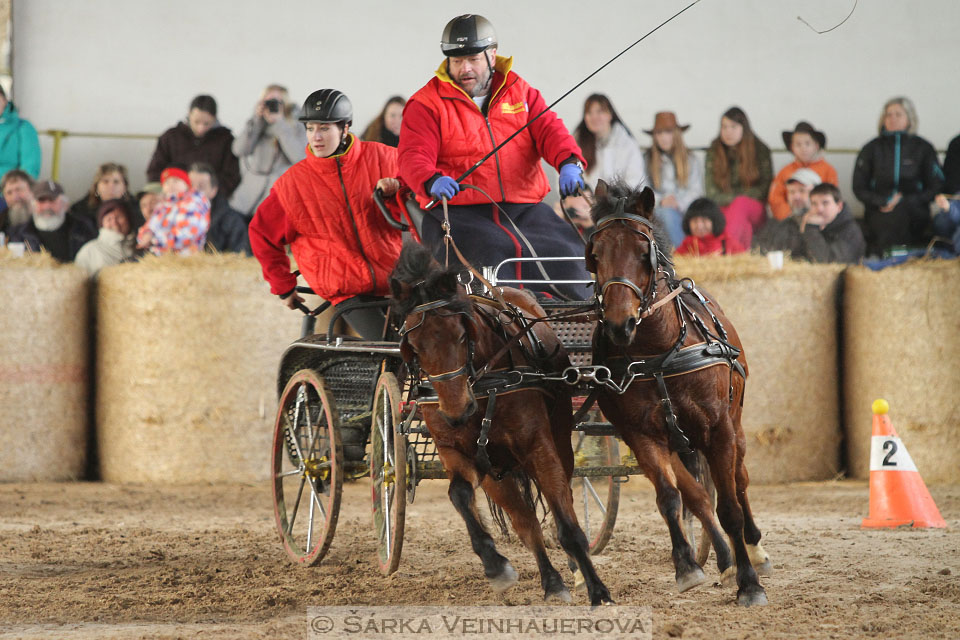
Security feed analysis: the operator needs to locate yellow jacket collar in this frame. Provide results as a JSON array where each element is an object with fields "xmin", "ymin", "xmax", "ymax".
[{"xmin": 434, "ymin": 55, "xmax": 513, "ymax": 101}]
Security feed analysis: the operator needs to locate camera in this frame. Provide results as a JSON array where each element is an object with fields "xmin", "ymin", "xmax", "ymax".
[{"xmin": 264, "ymin": 99, "xmax": 282, "ymax": 113}]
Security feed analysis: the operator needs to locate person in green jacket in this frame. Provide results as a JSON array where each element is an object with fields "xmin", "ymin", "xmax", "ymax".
[{"xmin": 0, "ymin": 86, "xmax": 41, "ymax": 180}]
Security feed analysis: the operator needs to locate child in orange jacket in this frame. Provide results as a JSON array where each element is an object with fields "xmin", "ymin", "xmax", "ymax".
[{"xmin": 768, "ymin": 122, "xmax": 838, "ymax": 220}]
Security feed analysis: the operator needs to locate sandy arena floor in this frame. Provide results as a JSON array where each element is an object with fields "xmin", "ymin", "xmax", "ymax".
[{"xmin": 0, "ymin": 479, "xmax": 957, "ymax": 639}]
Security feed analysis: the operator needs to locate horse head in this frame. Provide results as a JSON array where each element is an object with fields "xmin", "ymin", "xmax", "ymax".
[
  {"xmin": 390, "ymin": 242, "xmax": 478, "ymax": 426},
  {"xmin": 587, "ymin": 179, "xmax": 674, "ymax": 347}
]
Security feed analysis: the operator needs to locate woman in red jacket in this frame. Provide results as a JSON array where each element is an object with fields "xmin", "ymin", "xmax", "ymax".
[{"xmin": 249, "ymin": 89, "xmax": 402, "ymax": 340}]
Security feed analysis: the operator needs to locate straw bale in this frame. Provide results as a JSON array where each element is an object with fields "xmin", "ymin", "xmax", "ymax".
[
  {"xmin": 0, "ymin": 250, "xmax": 90, "ymax": 480},
  {"xmin": 843, "ymin": 259, "xmax": 960, "ymax": 482},
  {"xmin": 96, "ymin": 254, "xmax": 338, "ymax": 483},
  {"xmin": 672, "ymin": 255, "xmax": 845, "ymax": 483}
]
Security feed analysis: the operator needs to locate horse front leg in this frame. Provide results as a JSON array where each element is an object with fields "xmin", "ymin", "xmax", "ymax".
[
  {"xmin": 671, "ymin": 455, "xmax": 734, "ymax": 577},
  {"xmin": 706, "ymin": 421, "xmax": 767, "ymax": 607},
  {"xmin": 481, "ymin": 474, "xmax": 570, "ymax": 603},
  {"xmin": 623, "ymin": 432, "xmax": 706, "ymax": 593},
  {"xmin": 440, "ymin": 448, "xmax": 518, "ymax": 594},
  {"xmin": 524, "ymin": 436, "xmax": 614, "ymax": 607}
]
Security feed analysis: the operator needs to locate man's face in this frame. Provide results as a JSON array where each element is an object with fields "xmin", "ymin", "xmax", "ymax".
[
  {"xmin": 808, "ymin": 193, "xmax": 842, "ymax": 227},
  {"xmin": 448, "ymin": 49, "xmax": 495, "ymax": 98},
  {"xmin": 35, "ymin": 195, "xmax": 67, "ymax": 218},
  {"xmin": 3, "ymin": 178, "xmax": 32, "ymax": 206},
  {"xmin": 188, "ymin": 171, "xmax": 218, "ymax": 202},
  {"xmin": 33, "ymin": 195, "xmax": 67, "ymax": 231},
  {"xmin": 786, "ymin": 181, "xmax": 812, "ymax": 214}
]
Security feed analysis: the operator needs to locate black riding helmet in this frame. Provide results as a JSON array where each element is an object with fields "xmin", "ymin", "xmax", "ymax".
[
  {"xmin": 441, "ymin": 14, "xmax": 497, "ymax": 57},
  {"xmin": 299, "ymin": 89, "xmax": 353, "ymax": 125}
]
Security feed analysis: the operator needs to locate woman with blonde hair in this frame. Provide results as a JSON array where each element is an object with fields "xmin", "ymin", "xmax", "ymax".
[
  {"xmin": 68, "ymin": 162, "xmax": 144, "ymax": 229},
  {"xmin": 230, "ymin": 84, "xmax": 306, "ymax": 217},
  {"xmin": 643, "ymin": 111, "xmax": 703, "ymax": 246},
  {"xmin": 362, "ymin": 96, "xmax": 405, "ymax": 147},
  {"xmin": 704, "ymin": 106, "xmax": 772, "ymax": 248},
  {"xmin": 852, "ymin": 96, "xmax": 943, "ymax": 255}
]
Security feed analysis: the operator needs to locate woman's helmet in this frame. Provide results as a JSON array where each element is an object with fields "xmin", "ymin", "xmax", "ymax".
[
  {"xmin": 440, "ymin": 14, "xmax": 497, "ymax": 57},
  {"xmin": 299, "ymin": 89, "xmax": 353, "ymax": 125}
]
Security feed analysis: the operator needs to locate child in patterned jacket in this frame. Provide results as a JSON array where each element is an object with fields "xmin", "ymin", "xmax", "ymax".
[{"xmin": 137, "ymin": 166, "xmax": 210, "ymax": 255}]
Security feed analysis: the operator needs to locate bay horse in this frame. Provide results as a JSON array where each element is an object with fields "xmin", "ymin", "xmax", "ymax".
[
  {"xmin": 586, "ymin": 179, "xmax": 771, "ymax": 607},
  {"xmin": 389, "ymin": 242, "xmax": 613, "ymax": 606}
]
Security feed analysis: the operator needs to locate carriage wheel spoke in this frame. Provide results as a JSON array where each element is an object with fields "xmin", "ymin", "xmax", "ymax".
[
  {"xmin": 583, "ymin": 477, "xmax": 607, "ymax": 515},
  {"xmin": 307, "ymin": 488, "xmax": 316, "ymax": 550},
  {"xmin": 278, "ymin": 467, "xmax": 303, "ymax": 478},
  {"xmin": 288, "ymin": 476, "xmax": 306, "ymax": 534},
  {"xmin": 581, "ymin": 480, "xmax": 590, "ymax": 538}
]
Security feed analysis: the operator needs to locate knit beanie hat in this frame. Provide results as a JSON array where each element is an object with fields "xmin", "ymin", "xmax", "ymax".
[{"xmin": 160, "ymin": 167, "xmax": 191, "ymax": 188}]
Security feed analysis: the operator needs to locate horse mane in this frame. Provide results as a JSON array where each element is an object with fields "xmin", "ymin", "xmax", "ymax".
[
  {"xmin": 589, "ymin": 179, "xmax": 676, "ymax": 276},
  {"xmin": 389, "ymin": 241, "xmax": 473, "ymax": 317}
]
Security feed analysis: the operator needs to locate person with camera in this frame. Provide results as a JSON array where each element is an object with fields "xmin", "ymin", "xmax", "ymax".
[{"xmin": 230, "ymin": 84, "xmax": 306, "ymax": 218}]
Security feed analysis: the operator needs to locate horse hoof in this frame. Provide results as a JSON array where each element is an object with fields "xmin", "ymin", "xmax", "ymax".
[
  {"xmin": 489, "ymin": 563, "xmax": 519, "ymax": 594},
  {"xmin": 737, "ymin": 584, "xmax": 768, "ymax": 607},
  {"xmin": 572, "ymin": 567, "xmax": 586, "ymax": 591},
  {"xmin": 720, "ymin": 566, "xmax": 737, "ymax": 588},
  {"xmin": 747, "ymin": 543, "xmax": 771, "ymax": 575},
  {"xmin": 676, "ymin": 566, "xmax": 707, "ymax": 593},
  {"xmin": 545, "ymin": 586, "xmax": 572, "ymax": 604}
]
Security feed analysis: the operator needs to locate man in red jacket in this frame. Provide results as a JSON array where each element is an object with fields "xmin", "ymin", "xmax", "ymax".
[{"xmin": 399, "ymin": 14, "xmax": 590, "ymax": 299}]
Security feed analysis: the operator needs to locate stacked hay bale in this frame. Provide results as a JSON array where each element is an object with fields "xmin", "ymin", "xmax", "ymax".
[
  {"xmin": 673, "ymin": 255, "xmax": 845, "ymax": 483},
  {"xmin": 97, "ymin": 254, "xmax": 338, "ymax": 483},
  {"xmin": 0, "ymin": 251, "xmax": 89, "ymax": 480},
  {"xmin": 844, "ymin": 259, "xmax": 960, "ymax": 482}
]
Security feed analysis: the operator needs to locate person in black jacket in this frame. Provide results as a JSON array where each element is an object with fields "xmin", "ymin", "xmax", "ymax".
[
  {"xmin": 9, "ymin": 180, "xmax": 96, "ymax": 262},
  {"xmin": 797, "ymin": 183, "xmax": 865, "ymax": 264},
  {"xmin": 852, "ymin": 97, "xmax": 944, "ymax": 256},
  {"xmin": 146, "ymin": 95, "xmax": 241, "ymax": 198},
  {"xmin": 942, "ymin": 133, "xmax": 960, "ymax": 196},
  {"xmin": 188, "ymin": 162, "xmax": 250, "ymax": 255}
]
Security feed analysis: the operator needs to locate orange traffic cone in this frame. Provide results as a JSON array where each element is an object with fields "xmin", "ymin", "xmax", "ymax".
[{"xmin": 862, "ymin": 399, "xmax": 946, "ymax": 529}]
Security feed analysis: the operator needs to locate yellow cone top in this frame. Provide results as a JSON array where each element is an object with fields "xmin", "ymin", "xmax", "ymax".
[{"xmin": 872, "ymin": 398, "xmax": 890, "ymax": 415}]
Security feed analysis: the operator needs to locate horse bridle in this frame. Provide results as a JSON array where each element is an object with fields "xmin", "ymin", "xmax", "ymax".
[
  {"xmin": 398, "ymin": 299, "xmax": 477, "ymax": 383},
  {"xmin": 589, "ymin": 198, "xmax": 665, "ymax": 320}
]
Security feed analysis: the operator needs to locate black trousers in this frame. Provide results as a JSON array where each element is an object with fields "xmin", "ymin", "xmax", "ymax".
[{"xmin": 421, "ymin": 201, "xmax": 591, "ymax": 300}]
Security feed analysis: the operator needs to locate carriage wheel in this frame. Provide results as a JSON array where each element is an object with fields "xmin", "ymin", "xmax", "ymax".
[
  {"xmin": 370, "ymin": 372, "xmax": 407, "ymax": 575},
  {"xmin": 682, "ymin": 451, "xmax": 715, "ymax": 568},
  {"xmin": 571, "ymin": 433, "xmax": 620, "ymax": 555},
  {"xmin": 272, "ymin": 369, "xmax": 343, "ymax": 566}
]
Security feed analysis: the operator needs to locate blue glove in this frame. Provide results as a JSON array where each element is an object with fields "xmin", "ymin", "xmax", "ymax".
[
  {"xmin": 559, "ymin": 163, "xmax": 585, "ymax": 197},
  {"xmin": 429, "ymin": 176, "xmax": 460, "ymax": 200}
]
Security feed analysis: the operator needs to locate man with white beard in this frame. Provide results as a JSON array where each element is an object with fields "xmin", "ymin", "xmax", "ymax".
[
  {"xmin": 8, "ymin": 180, "xmax": 96, "ymax": 262},
  {"xmin": 1, "ymin": 169, "xmax": 35, "ymax": 234}
]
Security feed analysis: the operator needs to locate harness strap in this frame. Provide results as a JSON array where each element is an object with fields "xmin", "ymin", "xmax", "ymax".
[
  {"xmin": 654, "ymin": 371, "xmax": 693, "ymax": 456},
  {"xmin": 475, "ymin": 390, "xmax": 503, "ymax": 480}
]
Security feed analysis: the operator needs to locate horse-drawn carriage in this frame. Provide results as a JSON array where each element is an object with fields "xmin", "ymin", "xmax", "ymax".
[{"xmin": 270, "ymin": 180, "xmax": 770, "ymax": 606}]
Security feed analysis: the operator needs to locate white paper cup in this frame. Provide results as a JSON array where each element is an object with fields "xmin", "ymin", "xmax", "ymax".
[
  {"xmin": 767, "ymin": 250, "xmax": 784, "ymax": 270},
  {"xmin": 7, "ymin": 242, "xmax": 25, "ymax": 258}
]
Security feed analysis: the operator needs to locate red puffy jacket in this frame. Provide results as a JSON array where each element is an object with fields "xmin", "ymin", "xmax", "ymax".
[
  {"xmin": 399, "ymin": 56, "xmax": 584, "ymax": 207},
  {"xmin": 248, "ymin": 135, "xmax": 401, "ymax": 305}
]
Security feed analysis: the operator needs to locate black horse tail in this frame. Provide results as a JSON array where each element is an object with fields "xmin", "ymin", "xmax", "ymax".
[{"xmin": 484, "ymin": 471, "xmax": 545, "ymax": 539}]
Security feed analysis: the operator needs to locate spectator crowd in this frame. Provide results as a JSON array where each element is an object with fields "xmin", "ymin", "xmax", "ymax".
[{"xmin": 2, "ymin": 68, "xmax": 959, "ymax": 278}]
